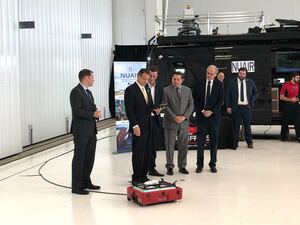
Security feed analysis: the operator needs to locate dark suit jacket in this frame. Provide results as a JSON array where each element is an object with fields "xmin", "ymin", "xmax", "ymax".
[
  {"xmin": 70, "ymin": 84, "xmax": 97, "ymax": 135},
  {"xmin": 125, "ymin": 82, "xmax": 154, "ymax": 133},
  {"xmin": 226, "ymin": 77, "xmax": 258, "ymax": 112},
  {"xmin": 148, "ymin": 82, "xmax": 163, "ymax": 127},
  {"xmin": 193, "ymin": 78, "xmax": 224, "ymax": 122}
]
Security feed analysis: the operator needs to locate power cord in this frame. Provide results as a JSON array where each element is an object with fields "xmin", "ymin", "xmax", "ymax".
[
  {"xmin": 263, "ymin": 125, "xmax": 272, "ymax": 136},
  {"xmin": 37, "ymin": 134, "xmax": 127, "ymax": 196},
  {"xmin": 1, "ymin": 134, "xmax": 127, "ymax": 196}
]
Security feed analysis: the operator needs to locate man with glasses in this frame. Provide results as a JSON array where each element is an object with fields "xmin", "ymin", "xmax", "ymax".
[{"xmin": 193, "ymin": 65, "xmax": 224, "ymax": 173}]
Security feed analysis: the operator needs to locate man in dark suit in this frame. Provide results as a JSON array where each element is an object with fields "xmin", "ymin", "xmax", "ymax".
[
  {"xmin": 147, "ymin": 66, "xmax": 164, "ymax": 177},
  {"xmin": 226, "ymin": 67, "xmax": 258, "ymax": 149},
  {"xmin": 70, "ymin": 69, "xmax": 101, "ymax": 195},
  {"xmin": 125, "ymin": 69, "xmax": 161, "ymax": 184},
  {"xmin": 193, "ymin": 65, "xmax": 224, "ymax": 173}
]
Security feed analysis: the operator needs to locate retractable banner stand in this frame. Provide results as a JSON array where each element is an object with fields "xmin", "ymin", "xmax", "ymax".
[{"xmin": 114, "ymin": 61, "xmax": 147, "ymax": 153}]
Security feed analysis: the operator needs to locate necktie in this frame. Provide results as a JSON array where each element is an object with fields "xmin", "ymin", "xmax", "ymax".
[
  {"xmin": 141, "ymin": 86, "xmax": 148, "ymax": 104},
  {"xmin": 205, "ymin": 81, "xmax": 211, "ymax": 106},
  {"xmin": 240, "ymin": 79, "xmax": 244, "ymax": 102},
  {"xmin": 176, "ymin": 87, "xmax": 181, "ymax": 100},
  {"xmin": 86, "ymin": 89, "xmax": 93, "ymax": 100}
]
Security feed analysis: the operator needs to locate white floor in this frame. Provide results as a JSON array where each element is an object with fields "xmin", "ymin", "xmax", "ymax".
[{"xmin": 1, "ymin": 126, "xmax": 300, "ymax": 225}]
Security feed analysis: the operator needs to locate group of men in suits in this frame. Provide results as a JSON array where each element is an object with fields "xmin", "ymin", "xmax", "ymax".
[
  {"xmin": 68, "ymin": 66, "xmax": 259, "ymax": 192},
  {"xmin": 124, "ymin": 65, "xmax": 259, "ymax": 183}
]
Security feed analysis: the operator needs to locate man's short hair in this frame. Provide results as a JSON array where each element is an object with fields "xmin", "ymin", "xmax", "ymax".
[
  {"xmin": 238, "ymin": 67, "xmax": 248, "ymax": 73},
  {"xmin": 137, "ymin": 68, "xmax": 150, "ymax": 76},
  {"xmin": 78, "ymin": 69, "xmax": 93, "ymax": 81},
  {"xmin": 291, "ymin": 72, "xmax": 300, "ymax": 77},
  {"xmin": 149, "ymin": 65, "xmax": 159, "ymax": 73},
  {"xmin": 172, "ymin": 71, "xmax": 185, "ymax": 79}
]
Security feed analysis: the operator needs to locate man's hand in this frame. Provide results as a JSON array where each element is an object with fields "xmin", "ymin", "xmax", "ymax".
[
  {"xmin": 133, "ymin": 126, "xmax": 141, "ymax": 136},
  {"xmin": 290, "ymin": 97, "xmax": 299, "ymax": 103},
  {"xmin": 93, "ymin": 109, "xmax": 102, "ymax": 118},
  {"xmin": 153, "ymin": 107, "xmax": 162, "ymax": 114},
  {"xmin": 202, "ymin": 110, "xmax": 213, "ymax": 117},
  {"xmin": 227, "ymin": 108, "xmax": 232, "ymax": 114},
  {"xmin": 175, "ymin": 116, "xmax": 186, "ymax": 123}
]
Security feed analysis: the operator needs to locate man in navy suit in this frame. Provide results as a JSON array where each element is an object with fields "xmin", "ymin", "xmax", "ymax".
[
  {"xmin": 193, "ymin": 65, "xmax": 224, "ymax": 173},
  {"xmin": 147, "ymin": 66, "xmax": 164, "ymax": 177},
  {"xmin": 124, "ymin": 69, "xmax": 161, "ymax": 184},
  {"xmin": 226, "ymin": 67, "xmax": 258, "ymax": 149},
  {"xmin": 70, "ymin": 69, "xmax": 101, "ymax": 195}
]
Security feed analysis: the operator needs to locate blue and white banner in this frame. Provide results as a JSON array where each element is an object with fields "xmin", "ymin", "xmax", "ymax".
[{"xmin": 114, "ymin": 61, "xmax": 147, "ymax": 153}]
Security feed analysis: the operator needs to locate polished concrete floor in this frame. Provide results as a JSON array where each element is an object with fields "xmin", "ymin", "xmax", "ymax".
[{"xmin": 1, "ymin": 126, "xmax": 300, "ymax": 225}]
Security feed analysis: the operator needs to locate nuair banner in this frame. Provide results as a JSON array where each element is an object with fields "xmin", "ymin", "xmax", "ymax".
[{"xmin": 114, "ymin": 61, "xmax": 147, "ymax": 153}]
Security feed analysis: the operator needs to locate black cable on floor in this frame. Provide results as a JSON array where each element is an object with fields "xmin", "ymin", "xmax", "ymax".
[
  {"xmin": 37, "ymin": 135, "xmax": 127, "ymax": 196},
  {"xmin": 263, "ymin": 125, "xmax": 272, "ymax": 136}
]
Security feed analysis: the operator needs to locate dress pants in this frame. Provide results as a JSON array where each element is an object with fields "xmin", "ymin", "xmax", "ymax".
[
  {"xmin": 72, "ymin": 134, "xmax": 97, "ymax": 191},
  {"xmin": 280, "ymin": 102, "xmax": 300, "ymax": 139},
  {"xmin": 149, "ymin": 116, "xmax": 160, "ymax": 170},
  {"xmin": 131, "ymin": 128, "xmax": 152, "ymax": 182},
  {"xmin": 164, "ymin": 126, "xmax": 189, "ymax": 169},
  {"xmin": 196, "ymin": 116, "xmax": 219, "ymax": 168},
  {"xmin": 232, "ymin": 105, "xmax": 253, "ymax": 145}
]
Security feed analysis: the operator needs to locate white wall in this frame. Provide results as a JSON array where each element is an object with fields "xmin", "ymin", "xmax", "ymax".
[
  {"xmin": 0, "ymin": 0, "xmax": 23, "ymax": 158},
  {"xmin": 0, "ymin": 0, "xmax": 113, "ymax": 157},
  {"xmin": 80, "ymin": 0, "xmax": 113, "ymax": 120},
  {"xmin": 112, "ymin": 0, "xmax": 146, "ymax": 45}
]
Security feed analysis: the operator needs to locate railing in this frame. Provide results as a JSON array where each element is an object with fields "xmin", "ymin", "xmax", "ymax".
[{"xmin": 155, "ymin": 11, "xmax": 264, "ymax": 35}]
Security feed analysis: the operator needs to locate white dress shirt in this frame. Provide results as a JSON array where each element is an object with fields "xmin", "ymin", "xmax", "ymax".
[{"xmin": 237, "ymin": 78, "xmax": 249, "ymax": 105}]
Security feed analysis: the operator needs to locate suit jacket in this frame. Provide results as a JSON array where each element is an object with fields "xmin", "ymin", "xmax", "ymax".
[
  {"xmin": 125, "ymin": 82, "xmax": 154, "ymax": 133},
  {"xmin": 148, "ymin": 82, "xmax": 164, "ymax": 127},
  {"xmin": 70, "ymin": 84, "xmax": 97, "ymax": 135},
  {"xmin": 193, "ymin": 78, "xmax": 224, "ymax": 122},
  {"xmin": 226, "ymin": 77, "xmax": 258, "ymax": 112},
  {"xmin": 162, "ymin": 85, "xmax": 194, "ymax": 130}
]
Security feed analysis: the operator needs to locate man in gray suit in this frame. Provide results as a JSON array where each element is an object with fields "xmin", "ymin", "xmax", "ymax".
[{"xmin": 163, "ymin": 71, "xmax": 194, "ymax": 175}]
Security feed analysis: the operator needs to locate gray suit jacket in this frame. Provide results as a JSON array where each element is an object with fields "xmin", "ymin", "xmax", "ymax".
[{"xmin": 162, "ymin": 85, "xmax": 194, "ymax": 129}]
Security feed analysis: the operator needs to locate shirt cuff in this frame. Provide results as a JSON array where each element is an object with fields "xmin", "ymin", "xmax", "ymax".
[{"xmin": 132, "ymin": 125, "xmax": 139, "ymax": 129}]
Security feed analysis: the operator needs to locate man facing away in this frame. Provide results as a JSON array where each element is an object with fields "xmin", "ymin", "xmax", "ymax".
[{"xmin": 70, "ymin": 69, "xmax": 101, "ymax": 195}]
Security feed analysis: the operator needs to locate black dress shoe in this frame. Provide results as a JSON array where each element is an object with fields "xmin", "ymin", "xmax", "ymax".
[
  {"xmin": 167, "ymin": 168, "xmax": 174, "ymax": 175},
  {"xmin": 179, "ymin": 168, "xmax": 189, "ymax": 174},
  {"xmin": 141, "ymin": 177, "xmax": 150, "ymax": 182},
  {"xmin": 72, "ymin": 189, "xmax": 89, "ymax": 195},
  {"xmin": 84, "ymin": 183, "xmax": 101, "ymax": 190},
  {"xmin": 247, "ymin": 144, "xmax": 253, "ymax": 149},
  {"xmin": 280, "ymin": 137, "xmax": 287, "ymax": 142},
  {"xmin": 195, "ymin": 167, "xmax": 203, "ymax": 173},
  {"xmin": 149, "ymin": 168, "xmax": 164, "ymax": 177},
  {"xmin": 210, "ymin": 167, "xmax": 218, "ymax": 173}
]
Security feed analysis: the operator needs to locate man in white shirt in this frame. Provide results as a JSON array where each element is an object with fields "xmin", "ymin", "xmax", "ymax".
[{"xmin": 226, "ymin": 67, "xmax": 258, "ymax": 149}]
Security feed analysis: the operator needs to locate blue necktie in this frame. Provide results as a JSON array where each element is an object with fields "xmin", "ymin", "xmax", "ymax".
[{"xmin": 86, "ymin": 89, "xmax": 93, "ymax": 100}]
